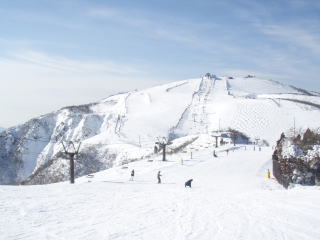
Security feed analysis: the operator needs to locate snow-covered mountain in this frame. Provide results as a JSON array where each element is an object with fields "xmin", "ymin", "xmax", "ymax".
[{"xmin": 1, "ymin": 75, "xmax": 320, "ymax": 184}]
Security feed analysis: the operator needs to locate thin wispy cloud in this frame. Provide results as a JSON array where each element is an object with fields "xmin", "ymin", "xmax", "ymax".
[
  {"xmin": 228, "ymin": 0, "xmax": 320, "ymax": 56},
  {"xmin": 87, "ymin": 6, "xmax": 209, "ymax": 47},
  {"xmin": 261, "ymin": 24, "xmax": 320, "ymax": 55},
  {"xmin": 288, "ymin": 0, "xmax": 320, "ymax": 10},
  {"xmin": 88, "ymin": 7, "xmax": 153, "ymax": 29},
  {"xmin": 87, "ymin": 5, "xmax": 251, "ymax": 62},
  {"xmin": 0, "ymin": 50, "xmax": 154, "ymax": 127},
  {"xmin": 11, "ymin": 51, "xmax": 142, "ymax": 75}
]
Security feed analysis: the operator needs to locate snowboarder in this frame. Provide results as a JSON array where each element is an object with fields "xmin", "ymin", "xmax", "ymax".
[
  {"xmin": 185, "ymin": 179, "xmax": 193, "ymax": 188},
  {"xmin": 130, "ymin": 169, "xmax": 135, "ymax": 181},
  {"xmin": 157, "ymin": 171, "xmax": 162, "ymax": 184}
]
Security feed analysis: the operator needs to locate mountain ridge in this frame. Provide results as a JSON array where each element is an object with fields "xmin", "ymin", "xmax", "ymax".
[{"xmin": 1, "ymin": 75, "xmax": 320, "ymax": 184}]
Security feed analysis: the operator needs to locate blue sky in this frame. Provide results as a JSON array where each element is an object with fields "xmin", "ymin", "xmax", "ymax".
[{"xmin": 0, "ymin": 0, "xmax": 320, "ymax": 127}]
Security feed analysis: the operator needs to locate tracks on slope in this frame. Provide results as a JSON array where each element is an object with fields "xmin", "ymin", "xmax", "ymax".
[
  {"xmin": 170, "ymin": 78, "xmax": 216, "ymax": 138},
  {"xmin": 114, "ymin": 93, "xmax": 131, "ymax": 137},
  {"xmin": 278, "ymin": 98, "xmax": 320, "ymax": 110}
]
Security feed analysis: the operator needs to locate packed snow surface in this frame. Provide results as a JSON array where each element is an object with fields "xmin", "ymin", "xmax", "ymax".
[{"xmin": 1, "ymin": 139, "xmax": 319, "ymax": 240}]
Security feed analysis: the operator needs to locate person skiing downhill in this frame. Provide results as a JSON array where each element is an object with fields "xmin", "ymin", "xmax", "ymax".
[
  {"xmin": 157, "ymin": 171, "xmax": 162, "ymax": 184},
  {"xmin": 130, "ymin": 169, "xmax": 135, "ymax": 181},
  {"xmin": 213, "ymin": 150, "xmax": 217, "ymax": 158}
]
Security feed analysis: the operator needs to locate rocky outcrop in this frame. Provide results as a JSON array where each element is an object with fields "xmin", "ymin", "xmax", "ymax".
[{"xmin": 273, "ymin": 130, "xmax": 320, "ymax": 188}]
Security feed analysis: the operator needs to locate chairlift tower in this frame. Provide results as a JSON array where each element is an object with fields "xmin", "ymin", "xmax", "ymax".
[
  {"xmin": 155, "ymin": 137, "xmax": 172, "ymax": 161},
  {"xmin": 212, "ymin": 133, "xmax": 221, "ymax": 148},
  {"xmin": 61, "ymin": 140, "xmax": 81, "ymax": 184},
  {"xmin": 254, "ymin": 137, "xmax": 260, "ymax": 151}
]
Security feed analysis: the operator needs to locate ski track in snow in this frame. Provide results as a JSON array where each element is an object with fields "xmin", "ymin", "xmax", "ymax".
[{"xmin": 1, "ymin": 143, "xmax": 320, "ymax": 240}]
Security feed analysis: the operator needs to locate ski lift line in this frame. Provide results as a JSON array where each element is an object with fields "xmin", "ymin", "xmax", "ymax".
[
  {"xmin": 13, "ymin": 130, "xmax": 166, "ymax": 144},
  {"xmin": 22, "ymin": 137, "xmax": 156, "ymax": 147},
  {"xmin": 17, "ymin": 138, "xmax": 58, "ymax": 143},
  {"xmin": 84, "ymin": 141, "xmax": 156, "ymax": 146},
  {"xmin": 24, "ymin": 153, "xmax": 45, "ymax": 157},
  {"xmin": 15, "ymin": 136, "xmax": 162, "ymax": 147},
  {"xmin": 23, "ymin": 138, "xmax": 154, "ymax": 145},
  {"xmin": 27, "ymin": 138, "xmax": 70, "ymax": 144},
  {"xmin": 57, "ymin": 110, "xmax": 128, "ymax": 115},
  {"xmin": 20, "ymin": 151, "xmax": 47, "ymax": 157},
  {"xmin": 23, "ymin": 135, "xmax": 155, "ymax": 143}
]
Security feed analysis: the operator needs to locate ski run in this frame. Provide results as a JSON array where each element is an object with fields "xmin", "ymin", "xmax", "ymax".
[
  {"xmin": 1, "ymin": 135, "xmax": 320, "ymax": 240},
  {"xmin": 2, "ymin": 76, "xmax": 320, "ymax": 185}
]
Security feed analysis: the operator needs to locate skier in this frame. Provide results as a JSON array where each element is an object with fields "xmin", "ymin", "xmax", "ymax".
[
  {"xmin": 157, "ymin": 171, "xmax": 162, "ymax": 184},
  {"xmin": 213, "ymin": 150, "xmax": 217, "ymax": 158},
  {"xmin": 154, "ymin": 145, "xmax": 158, "ymax": 154},
  {"xmin": 130, "ymin": 169, "xmax": 135, "ymax": 181},
  {"xmin": 226, "ymin": 149, "xmax": 229, "ymax": 155}
]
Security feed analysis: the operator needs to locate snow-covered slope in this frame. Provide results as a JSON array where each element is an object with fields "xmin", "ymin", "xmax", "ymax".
[
  {"xmin": 1, "ymin": 76, "xmax": 320, "ymax": 184},
  {"xmin": 1, "ymin": 142, "xmax": 319, "ymax": 239},
  {"xmin": 227, "ymin": 77, "xmax": 304, "ymax": 96}
]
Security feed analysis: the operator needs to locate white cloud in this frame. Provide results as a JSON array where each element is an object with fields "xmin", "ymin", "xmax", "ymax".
[
  {"xmin": 261, "ymin": 24, "xmax": 320, "ymax": 54},
  {"xmin": 288, "ymin": 0, "xmax": 320, "ymax": 10},
  {"xmin": 221, "ymin": 47, "xmax": 320, "ymax": 91},
  {"xmin": 87, "ymin": 7, "xmax": 210, "ymax": 47},
  {"xmin": 0, "ymin": 51, "xmax": 154, "ymax": 127},
  {"xmin": 88, "ymin": 7, "xmax": 152, "ymax": 28},
  {"xmin": 11, "ymin": 51, "xmax": 142, "ymax": 74}
]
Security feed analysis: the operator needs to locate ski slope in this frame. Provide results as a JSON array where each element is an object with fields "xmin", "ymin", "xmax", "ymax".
[
  {"xmin": 2, "ymin": 75, "xmax": 320, "ymax": 185},
  {"xmin": 1, "ymin": 138, "xmax": 319, "ymax": 240}
]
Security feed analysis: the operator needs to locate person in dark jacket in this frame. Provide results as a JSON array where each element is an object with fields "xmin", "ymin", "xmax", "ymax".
[
  {"xmin": 130, "ymin": 169, "xmax": 135, "ymax": 181},
  {"xmin": 213, "ymin": 150, "xmax": 217, "ymax": 158},
  {"xmin": 157, "ymin": 171, "xmax": 162, "ymax": 184},
  {"xmin": 154, "ymin": 145, "xmax": 158, "ymax": 154},
  {"xmin": 185, "ymin": 179, "xmax": 193, "ymax": 188}
]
